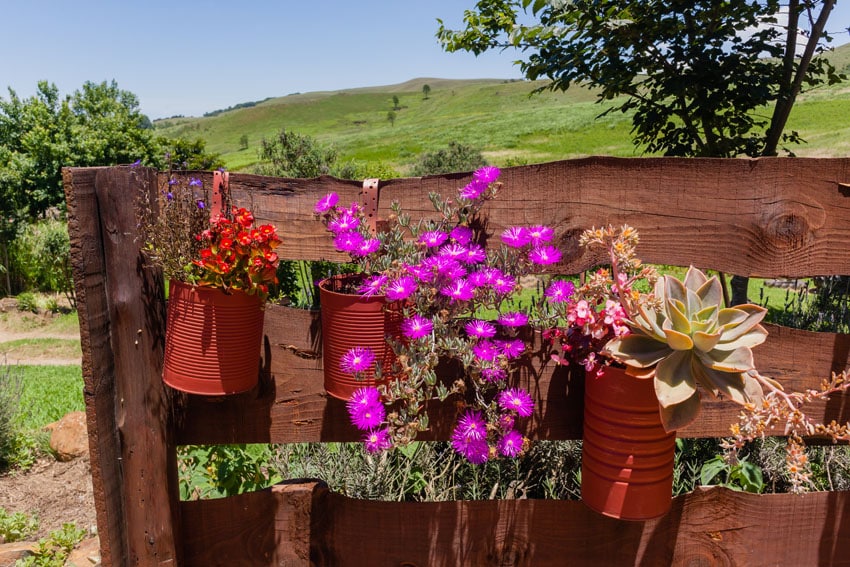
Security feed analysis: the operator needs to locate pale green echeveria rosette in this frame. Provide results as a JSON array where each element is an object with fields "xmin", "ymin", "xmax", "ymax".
[{"xmin": 603, "ymin": 266, "xmax": 768, "ymax": 431}]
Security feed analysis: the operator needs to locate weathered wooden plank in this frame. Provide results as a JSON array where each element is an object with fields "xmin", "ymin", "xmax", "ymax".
[
  {"xmin": 171, "ymin": 157, "xmax": 850, "ymax": 277},
  {"xmin": 94, "ymin": 166, "xmax": 180, "ymax": 565},
  {"xmin": 180, "ymin": 481, "xmax": 325, "ymax": 567},
  {"xmin": 174, "ymin": 304, "xmax": 850, "ymax": 445},
  {"xmin": 62, "ymin": 166, "xmax": 127, "ymax": 567},
  {"xmin": 180, "ymin": 484, "xmax": 850, "ymax": 566}
]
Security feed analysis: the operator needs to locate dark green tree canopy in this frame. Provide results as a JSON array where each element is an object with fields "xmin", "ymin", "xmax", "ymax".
[{"xmin": 439, "ymin": 0, "xmax": 842, "ymax": 158}]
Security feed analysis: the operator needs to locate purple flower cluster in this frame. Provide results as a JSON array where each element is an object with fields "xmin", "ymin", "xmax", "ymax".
[
  {"xmin": 315, "ymin": 167, "xmax": 555, "ymax": 463},
  {"xmin": 347, "ymin": 387, "xmax": 392, "ymax": 453},
  {"xmin": 451, "ymin": 385, "xmax": 534, "ymax": 462}
]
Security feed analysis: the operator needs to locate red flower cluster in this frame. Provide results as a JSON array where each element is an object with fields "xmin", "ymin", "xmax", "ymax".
[{"xmin": 193, "ymin": 207, "xmax": 281, "ymax": 300}]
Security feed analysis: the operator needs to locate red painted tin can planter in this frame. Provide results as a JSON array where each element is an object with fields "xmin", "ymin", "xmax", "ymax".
[
  {"xmin": 162, "ymin": 279, "xmax": 265, "ymax": 395},
  {"xmin": 581, "ymin": 365, "xmax": 676, "ymax": 521},
  {"xmin": 319, "ymin": 274, "xmax": 403, "ymax": 401}
]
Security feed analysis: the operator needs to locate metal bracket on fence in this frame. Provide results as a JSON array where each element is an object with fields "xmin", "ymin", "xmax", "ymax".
[
  {"xmin": 211, "ymin": 170, "xmax": 229, "ymax": 220},
  {"xmin": 360, "ymin": 178, "xmax": 380, "ymax": 234}
]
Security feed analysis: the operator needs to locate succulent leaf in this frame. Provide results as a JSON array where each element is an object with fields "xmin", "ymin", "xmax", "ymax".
[
  {"xmin": 683, "ymin": 265, "xmax": 708, "ymax": 290},
  {"xmin": 714, "ymin": 325, "xmax": 768, "ymax": 350},
  {"xmin": 693, "ymin": 330, "xmax": 722, "ymax": 352},
  {"xmin": 658, "ymin": 391, "xmax": 701, "ymax": 432},
  {"xmin": 696, "ymin": 346, "xmax": 755, "ymax": 372},
  {"xmin": 695, "ymin": 275, "xmax": 723, "ymax": 309},
  {"xmin": 654, "ymin": 350, "xmax": 698, "ymax": 407},
  {"xmin": 664, "ymin": 327, "xmax": 695, "ymax": 351},
  {"xmin": 667, "ymin": 298, "xmax": 692, "ymax": 334},
  {"xmin": 718, "ymin": 304, "xmax": 767, "ymax": 342},
  {"xmin": 603, "ymin": 333, "xmax": 671, "ymax": 367}
]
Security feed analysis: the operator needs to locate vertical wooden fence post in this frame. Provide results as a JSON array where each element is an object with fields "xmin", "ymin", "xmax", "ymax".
[{"xmin": 65, "ymin": 165, "xmax": 180, "ymax": 566}]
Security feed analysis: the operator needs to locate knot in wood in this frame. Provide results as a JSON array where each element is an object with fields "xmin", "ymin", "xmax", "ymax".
[{"xmin": 761, "ymin": 207, "xmax": 812, "ymax": 251}]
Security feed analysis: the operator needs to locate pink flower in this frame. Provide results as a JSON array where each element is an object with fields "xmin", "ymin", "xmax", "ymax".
[
  {"xmin": 340, "ymin": 347, "xmax": 375, "ymax": 374},
  {"xmin": 451, "ymin": 226, "xmax": 473, "ymax": 245},
  {"xmin": 402, "ymin": 314, "xmax": 433, "ymax": 339},
  {"xmin": 527, "ymin": 225, "xmax": 554, "ymax": 243},
  {"xmin": 497, "ymin": 339, "xmax": 525, "ymax": 359},
  {"xmin": 465, "ymin": 319, "xmax": 497, "ymax": 338},
  {"xmin": 452, "ymin": 435, "xmax": 489, "ymax": 464},
  {"xmin": 405, "ymin": 263, "xmax": 434, "ymax": 283},
  {"xmin": 481, "ymin": 367, "xmax": 507, "ymax": 382},
  {"xmin": 385, "ymin": 276, "xmax": 417, "ymax": 301},
  {"xmin": 501, "ymin": 226, "xmax": 531, "ymax": 248},
  {"xmin": 440, "ymin": 279, "xmax": 475, "ymax": 302},
  {"xmin": 459, "ymin": 179, "xmax": 487, "ymax": 200},
  {"xmin": 474, "ymin": 166, "xmax": 501, "ymax": 184},
  {"xmin": 545, "ymin": 280, "xmax": 575, "ymax": 303},
  {"xmin": 498, "ymin": 430, "xmax": 524, "ymax": 458},
  {"xmin": 498, "ymin": 312, "xmax": 528, "ymax": 327},
  {"xmin": 419, "ymin": 230, "xmax": 448, "ymax": 248},
  {"xmin": 315, "ymin": 192, "xmax": 339, "ymax": 213},
  {"xmin": 358, "ymin": 274, "xmax": 388, "ymax": 297},
  {"xmin": 347, "ymin": 386, "xmax": 381, "ymax": 413},
  {"xmin": 439, "ymin": 243, "xmax": 467, "ymax": 259},
  {"xmin": 328, "ymin": 212, "xmax": 359, "ymax": 233},
  {"xmin": 491, "ymin": 272, "xmax": 516, "ymax": 295},
  {"xmin": 334, "ymin": 231, "xmax": 364, "ymax": 253},
  {"xmin": 529, "ymin": 245, "xmax": 562, "ymax": 265},
  {"xmin": 364, "ymin": 428, "xmax": 393, "ymax": 453},
  {"xmin": 454, "ymin": 410, "xmax": 487, "ymax": 441},
  {"xmin": 497, "ymin": 388, "xmax": 534, "ymax": 417},
  {"xmin": 462, "ymin": 244, "xmax": 486, "ymax": 264},
  {"xmin": 472, "ymin": 340, "xmax": 499, "ymax": 362},
  {"xmin": 350, "ymin": 402, "xmax": 385, "ymax": 431},
  {"xmin": 353, "ymin": 238, "xmax": 381, "ymax": 257}
]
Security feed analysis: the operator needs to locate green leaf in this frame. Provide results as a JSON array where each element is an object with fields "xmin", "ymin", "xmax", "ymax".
[
  {"xmin": 603, "ymin": 333, "xmax": 670, "ymax": 367},
  {"xmin": 700, "ymin": 455, "xmax": 728, "ymax": 486}
]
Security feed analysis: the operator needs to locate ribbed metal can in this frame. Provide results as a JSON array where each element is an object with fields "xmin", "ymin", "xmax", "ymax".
[
  {"xmin": 162, "ymin": 279, "xmax": 264, "ymax": 395},
  {"xmin": 319, "ymin": 274, "xmax": 402, "ymax": 401},
  {"xmin": 581, "ymin": 365, "xmax": 676, "ymax": 520}
]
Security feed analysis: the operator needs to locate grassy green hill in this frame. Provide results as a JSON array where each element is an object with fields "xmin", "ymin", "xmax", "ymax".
[{"xmin": 155, "ymin": 43, "xmax": 850, "ymax": 173}]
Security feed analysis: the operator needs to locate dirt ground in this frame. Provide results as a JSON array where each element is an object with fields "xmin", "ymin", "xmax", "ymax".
[{"xmin": 0, "ymin": 301, "xmax": 97, "ymax": 543}]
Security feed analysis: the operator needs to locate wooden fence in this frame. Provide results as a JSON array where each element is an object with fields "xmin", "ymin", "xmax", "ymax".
[{"xmin": 63, "ymin": 158, "xmax": 850, "ymax": 566}]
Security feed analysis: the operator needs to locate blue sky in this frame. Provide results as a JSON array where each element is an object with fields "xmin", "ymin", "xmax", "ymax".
[{"xmin": 1, "ymin": 1, "xmax": 848, "ymax": 120}]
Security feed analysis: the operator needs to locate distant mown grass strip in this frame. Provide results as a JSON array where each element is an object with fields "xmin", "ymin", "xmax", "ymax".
[
  {"xmin": 13, "ymin": 365, "xmax": 84, "ymax": 431},
  {"xmin": 0, "ymin": 338, "xmax": 82, "ymax": 362}
]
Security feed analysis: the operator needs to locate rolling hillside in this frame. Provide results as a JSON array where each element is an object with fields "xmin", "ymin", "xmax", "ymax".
[{"xmin": 154, "ymin": 43, "xmax": 850, "ymax": 172}]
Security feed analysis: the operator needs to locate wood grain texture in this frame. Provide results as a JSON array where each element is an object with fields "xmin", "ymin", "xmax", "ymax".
[
  {"xmin": 171, "ymin": 157, "xmax": 850, "ymax": 277},
  {"xmin": 181, "ymin": 483, "xmax": 850, "ymax": 567},
  {"xmin": 62, "ymin": 166, "xmax": 126, "ymax": 566},
  {"xmin": 94, "ymin": 166, "xmax": 180, "ymax": 565}
]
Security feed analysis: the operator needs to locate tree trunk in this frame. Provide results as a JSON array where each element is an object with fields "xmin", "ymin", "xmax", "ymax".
[{"xmin": 730, "ymin": 275, "xmax": 750, "ymax": 306}]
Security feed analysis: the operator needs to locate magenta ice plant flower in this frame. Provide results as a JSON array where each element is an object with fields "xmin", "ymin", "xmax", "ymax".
[
  {"xmin": 358, "ymin": 274, "xmax": 388, "ymax": 297},
  {"xmin": 439, "ymin": 243, "xmax": 467, "ymax": 259},
  {"xmin": 347, "ymin": 386, "xmax": 381, "ymax": 413},
  {"xmin": 459, "ymin": 179, "xmax": 487, "ymax": 200},
  {"xmin": 491, "ymin": 272, "xmax": 516, "ymax": 295},
  {"xmin": 340, "ymin": 346, "xmax": 376, "ymax": 374},
  {"xmin": 334, "ymin": 231, "xmax": 364, "ymax": 253},
  {"xmin": 545, "ymin": 280, "xmax": 575, "ymax": 303},
  {"xmin": 497, "ymin": 339, "xmax": 525, "ymax": 359},
  {"xmin": 328, "ymin": 212, "xmax": 359, "ymax": 233},
  {"xmin": 474, "ymin": 165, "xmax": 500, "ymax": 184},
  {"xmin": 450, "ymin": 226, "xmax": 473, "ymax": 245},
  {"xmin": 350, "ymin": 402, "xmax": 386, "ymax": 431},
  {"xmin": 497, "ymin": 388, "xmax": 534, "ymax": 417},
  {"xmin": 402, "ymin": 314, "xmax": 434, "ymax": 339},
  {"xmin": 497, "ymin": 430, "xmax": 524, "ymax": 458},
  {"xmin": 315, "ymin": 192, "xmax": 339, "ymax": 213},
  {"xmin": 529, "ymin": 245, "xmax": 562, "ymax": 266},
  {"xmin": 364, "ymin": 428, "xmax": 393, "ymax": 453},
  {"xmin": 472, "ymin": 340, "xmax": 499, "ymax": 362},
  {"xmin": 440, "ymin": 279, "xmax": 475, "ymax": 302},
  {"xmin": 501, "ymin": 226, "xmax": 531, "ymax": 248},
  {"xmin": 465, "ymin": 319, "xmax": 497, "ymax": 338},
  {"xmin": 481, "ymin": 367, "xmax": 507, "ymax": 382},
  {"xmin": 353, "ymin": 238, "xmax": 381, "ymax": 257},
  {"xmin": 527, "ymin": 225, "xmax": 554, "ymax": 243},
  {"xmin": 497, "ymin": 312, "xmax": 528, "ymax": 327},
  {"xmin": 385, "ymin": 276, "xmax": 417, "ymax": 301},
  {"xmin": 454, "ymin": 410, "xmax": 487, "ymax": 441},
  {"xmin": 462, "ymin": 244, "xmax": 486, "ymax": 265},
  {"xmin": 419, "ymin": 230, "xmax": 448, "ymax": 248}
]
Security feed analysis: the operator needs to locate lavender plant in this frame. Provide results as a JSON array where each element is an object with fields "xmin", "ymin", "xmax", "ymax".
[{"xmin": 315, "ymin": 167, "xmax": 557, "ymax": 463}]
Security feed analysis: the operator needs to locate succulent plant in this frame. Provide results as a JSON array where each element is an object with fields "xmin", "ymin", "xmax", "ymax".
[{"xmin": 603, "ymin": 266, "xmax": 768, "ymax": 431}]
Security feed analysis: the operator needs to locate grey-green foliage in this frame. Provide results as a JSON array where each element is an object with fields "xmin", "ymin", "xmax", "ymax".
[
  {"xmin": 0, "ymin": 362, "xmax": 23, "ymax": 470},
  {"xmin": 273, "ymin": 440, "xmax": 582, "ymax": 502},
  {"xmin": 409, "ymin": 141, "xmax": 487, "ymax": 176},
  {"xmin": 16, "ymin": 522, "xmax": 86, "ymax": 567},
  {"xmin": 0, "ymin": 507, "xmax": 39, "ymax": 543}
]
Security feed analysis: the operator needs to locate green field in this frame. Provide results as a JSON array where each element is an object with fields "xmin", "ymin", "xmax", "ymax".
[{"xmin": 154, "ymin": 44, "xmax": 850, "ymax": 173}]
